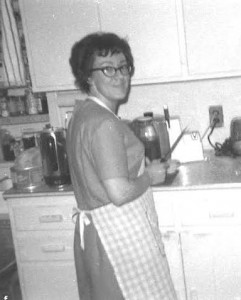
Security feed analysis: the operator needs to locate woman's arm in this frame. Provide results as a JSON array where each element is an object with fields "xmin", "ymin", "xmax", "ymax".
[
  {"xmin": 102, "ymin": 171, "xmax": 150, "ymax": 206},
  {"xmin": 92, "ymin": 119, "xmax": 166, "ymax": 206},
  {"xmin": 103, "ymin": 162, "xmax": 166, "ymax": 206}
]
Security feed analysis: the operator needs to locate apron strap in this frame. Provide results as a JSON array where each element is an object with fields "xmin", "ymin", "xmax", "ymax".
[{"xmin": 72, "ymin": 207, "xmax": 91, "ymax": 250}]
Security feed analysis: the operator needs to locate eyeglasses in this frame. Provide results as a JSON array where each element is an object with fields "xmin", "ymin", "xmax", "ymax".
[{"xmin": 90, "ymin": 65, "xmax": 132, "ymax": 77}]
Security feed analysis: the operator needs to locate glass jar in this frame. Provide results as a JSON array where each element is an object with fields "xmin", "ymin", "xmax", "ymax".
[
  {"xmin": 134, "ymin": 116, "xmax": 161, "ymax": 162},
  {"xmin": 22, "ymin": 131, "xmax": 37, "ymax": 150}
]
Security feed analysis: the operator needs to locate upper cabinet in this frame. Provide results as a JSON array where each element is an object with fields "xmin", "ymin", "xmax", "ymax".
[
  {"xmin": 18, "ymin": 0, "xmax": 241, "ymax": 92},
  {"xmin": 18, "ymin": 0, "xmax": 100, "ymax": 92},
  {"xmin": 98, "ymin": 0, "xmax": 183, "ymax": 84},
  {"xmin": 182, "ymin": 0, "xmax": 241, "ymax": 78}
]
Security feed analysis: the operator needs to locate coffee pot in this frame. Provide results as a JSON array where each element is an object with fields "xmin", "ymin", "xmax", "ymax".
[
  {"xmin": 39, "ymin": 125, "xmax": 71, "ymax": 186},
  {"xmin": 130, "ymin": 113, "xmax": 171, "ymax": 161}
]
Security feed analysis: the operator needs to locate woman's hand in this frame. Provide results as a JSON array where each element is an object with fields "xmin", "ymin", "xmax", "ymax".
[{"xmin": 145, "ymin": 160, "xmax": 167, "ymax": 185}]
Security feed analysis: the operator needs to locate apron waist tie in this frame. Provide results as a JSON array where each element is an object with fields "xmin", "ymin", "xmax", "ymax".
[{"xmin": 72, "ymin": 207, "xmax": 91, "ymax": 250}]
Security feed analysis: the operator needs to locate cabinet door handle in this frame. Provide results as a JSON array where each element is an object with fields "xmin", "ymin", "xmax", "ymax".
[
  {"xmin": 41, "ymin": 244, "xmax": 65, "ymax": 253},
  {"xmin": 209, "ymin": 212, "xmax": 234, "ymax": 219},
  {"xmin": 39, "ymin": 214, "xmax": 63, "ymax": 223}
]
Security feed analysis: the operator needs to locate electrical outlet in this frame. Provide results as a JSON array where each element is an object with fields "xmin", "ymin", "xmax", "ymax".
[{"xmin": 209, "ymin": 105, "xmax": 224, "ymax": 127}]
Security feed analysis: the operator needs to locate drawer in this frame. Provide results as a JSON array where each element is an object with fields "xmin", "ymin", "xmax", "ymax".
[
  {"xmin": 12, "ymin": 204, "xmax": 75, "ymax": 231},
  {"xmin": 16, "ymin": 230, "xmax": 75, "ymax": 262},
  {"xmin": 178, "ymin": 189, "xmax": 241, "ymax": 226}
]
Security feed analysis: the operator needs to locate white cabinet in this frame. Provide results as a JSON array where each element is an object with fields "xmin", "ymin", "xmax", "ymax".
[
  {"xmin": 180, "ymin": 231, "xmax": 217, "ymax": 300},
  {"xmin": 6, "ymin": 193, "xmax": 79, "ymax": 300},
  {"xmin": 153, "ymin": 192, "xmax": 186, "ymax": 300},
  {"xmin": 99, "ymin": 0, "xmax": 182, "ymax": 84},
  {"xmin": 19, "ymin": 0, "xmax": 182, "ymax": 91},
  {"xmin": 153, "ymin": 187, "xmax": 241, "ymax": 300},
  {"xmin": 18, "ymin": 0, "xmax": 100, "ymax": 91},
  {"xmin": 6, "ymin": 186, "xmax": 241, "ymax": 299},
  {"xmin": 179, "ymin": 189, "xmax": 241, "ymax": 300},
  {"xmin": 181, "ymin": 228, "xmax": 241, "ymax": 300},
  {"xmin": 18, "ymin": 0, "xmax": 241, "ymax": 92},
  {"xmin": 183, "ymin": 0, "xmax": 241, "ymax": 78},
  {"xmin": 20, "ymin": 262, "xmax": 77, "ymax": 300}
]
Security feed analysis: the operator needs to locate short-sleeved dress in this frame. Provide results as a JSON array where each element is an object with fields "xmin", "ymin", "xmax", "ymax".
[{"xmin": 66, "ymin": 98, "xmax": 177, "ymax": 300}]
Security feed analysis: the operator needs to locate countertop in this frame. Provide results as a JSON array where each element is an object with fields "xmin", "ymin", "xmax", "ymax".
[
  {"xmin": 3, "ymin": 182, "xmax": 74, "ymax": 198},
  {"xmin": 155, "ymin": 150, "xmax": 241, "ymax": 191},
  {"xmin": 4, "ymin": 150, "xmax": 241, "ymax": 198}
]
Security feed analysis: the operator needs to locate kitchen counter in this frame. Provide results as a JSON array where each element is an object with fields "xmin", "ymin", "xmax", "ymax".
[
  {"xmin": 3, "ymin": 182, "xmax": 73, "ymax": 198},
  {"xmin": 4, "ymin": 150, "xmax": 241, "ymax": 198},
  {"xmin": 4, "ymin": 151, "xmax": 241, "ymax": 300},
  {"xmin": 156, "ymin": 150, "xmax": 241, "ymax": 191}
]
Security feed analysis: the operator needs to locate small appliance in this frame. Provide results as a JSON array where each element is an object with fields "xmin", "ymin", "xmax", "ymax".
[
  {"xmin": 39, "ymin": 125, "xmax": 71, "ymax": 187},
  {"xmin": 230, "ymin": 117, "xmax": 241, "ymax": 155}
]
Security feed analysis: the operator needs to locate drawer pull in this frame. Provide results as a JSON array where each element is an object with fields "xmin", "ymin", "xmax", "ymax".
[
  {"xmin": 39, "ymin": 214, "xmax": 63, "ymax": 223},
  {"xmin": 209, "ymin": 212, "xmax": 234, "ymax": 219},
  {"xmin": 41, "ymin": 244, "xmax": 65, "ymax": 253}
]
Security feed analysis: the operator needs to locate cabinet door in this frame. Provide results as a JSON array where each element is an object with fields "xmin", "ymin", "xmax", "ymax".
[
  {"xmin": 181, "ymin": 228, "xmax": 241, "ymax": 300},
  {"xmin": 183, "ymin": 0, "xmax": 241, "ymax": 77},
  {"xmin": 162, "ymin": 231, "xmax": 186, "ymax": 300},
  {"xmin": 19, "ymin": 262, "xmax": 78, "ymax": 300},
  {"xmin": 153, "ymin": 191, "xmax": 186, "ymax": 299},
  {"xmin": 212, "ymin": 228, "xmax": 241, "ymax": 300},
  {"xmin": 180, "ymin": 231, "xmax": 216, "ymax": 300},
  {"xmin": 19, "ymin": 0, "xmax": 100, "ymax": 92},
  {"xmin": 99, "ymin": 0, "xmax": 183, "ymax": 84}
]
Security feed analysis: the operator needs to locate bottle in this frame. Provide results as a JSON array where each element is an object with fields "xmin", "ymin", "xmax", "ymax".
[
  {"xmin": 7, "ymin": 96, "xmax": 19, "ymax": 116},
  {"xmin": 26, "ymin": 90, "xmax": 38, "ymax": 115},
  {"xmin": 1, "ymin": 131, "xmax": 15, "ymax": 161},
  {"xmin": 0, "ymin": 97, "xmax": 9, "ymax": 117},
  {"xmin": 135, "ymin": 116, "xmax": 161, "ymax": 161},
  {"xmin": 36, "ymin": 93, "xmax": 48, "ymax": 114}
]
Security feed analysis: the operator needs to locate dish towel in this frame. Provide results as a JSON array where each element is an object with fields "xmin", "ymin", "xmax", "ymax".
[{"xmin": 0, "ymin": 0, "xmax": 26, "ymax": 86}]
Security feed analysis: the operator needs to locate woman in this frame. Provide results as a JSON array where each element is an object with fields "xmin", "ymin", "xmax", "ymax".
[{"xmin": 67, "ymin": 32, "xmax": 177, "ymax": 300}]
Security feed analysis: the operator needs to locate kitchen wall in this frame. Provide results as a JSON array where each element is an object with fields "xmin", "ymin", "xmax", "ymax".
[{"xmin": 52, "ymin": 75, "xmax": 241, "ymax": 150}]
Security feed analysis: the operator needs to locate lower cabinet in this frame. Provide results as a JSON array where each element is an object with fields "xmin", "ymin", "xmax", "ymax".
[
  {"xmin": 181, "ymin": 229, "xmax": 241, "ymax": 300},
  {"xmin": 6, "ymin": 193, "xmax": 79, "ymax": 300},
  {"xmin": 153, "ymin": 188, "xmax": 241, "ymax": 300},
  {"xmin": 161, "ymin": 231, "xmax": 186, "ymax": 300},
  {"xmin": 6, "ymin": 188, "xmax": 241, "ymax": 300},
  {"xmin": 20, "ymin": 262, "xmax": 78, "ymax": 300}
]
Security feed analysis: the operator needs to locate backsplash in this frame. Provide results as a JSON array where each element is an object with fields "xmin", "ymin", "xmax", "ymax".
[{"xmin": 48, "ymin": 76, "xmax": 241, "ymax": 150}]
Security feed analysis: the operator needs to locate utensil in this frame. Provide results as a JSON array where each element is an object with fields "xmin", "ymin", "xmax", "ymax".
[
  {"xmin": 161, "ymin": 126, "xmax": 188, "ymax": 161},
  {"xmin": 163, "ymin": 105, "xmax": 170, "ymax": 128}
]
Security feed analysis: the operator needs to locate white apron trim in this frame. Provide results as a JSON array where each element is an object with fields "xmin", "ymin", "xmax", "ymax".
[{"xmin": 72, "ymin": 207, "xmax": 91, "ymax": 250}]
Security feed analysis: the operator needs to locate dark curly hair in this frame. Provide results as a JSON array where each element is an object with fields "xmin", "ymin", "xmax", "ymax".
[{"xmin": 69, "ymin": 32, "xmax": 135, "ymax": 93}]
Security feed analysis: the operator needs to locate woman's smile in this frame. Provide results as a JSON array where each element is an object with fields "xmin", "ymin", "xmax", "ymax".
[{"xmin": 89, "ymin": 52, "xmax": 131, "ymax": 108}]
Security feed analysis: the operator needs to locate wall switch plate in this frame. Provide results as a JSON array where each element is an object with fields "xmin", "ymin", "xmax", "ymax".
[{"xmin": 209, "ymin": 105, "xmax": 224, "ymax": 127}]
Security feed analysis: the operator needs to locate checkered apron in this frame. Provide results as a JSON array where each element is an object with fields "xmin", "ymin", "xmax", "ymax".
[{"xmin": 89, "ymin": 162, "xmax": 178, "ymax": 300}]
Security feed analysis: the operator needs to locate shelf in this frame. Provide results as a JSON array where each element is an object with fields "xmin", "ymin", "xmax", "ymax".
[{"xmin": 0, "ymin": 114, "xmax": 49, "ymax": 125}]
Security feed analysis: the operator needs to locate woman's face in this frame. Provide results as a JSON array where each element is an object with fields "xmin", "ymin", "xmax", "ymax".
[{"xmin": 88, "ymin": 52, "xmax": 131, "ymax": 104}]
